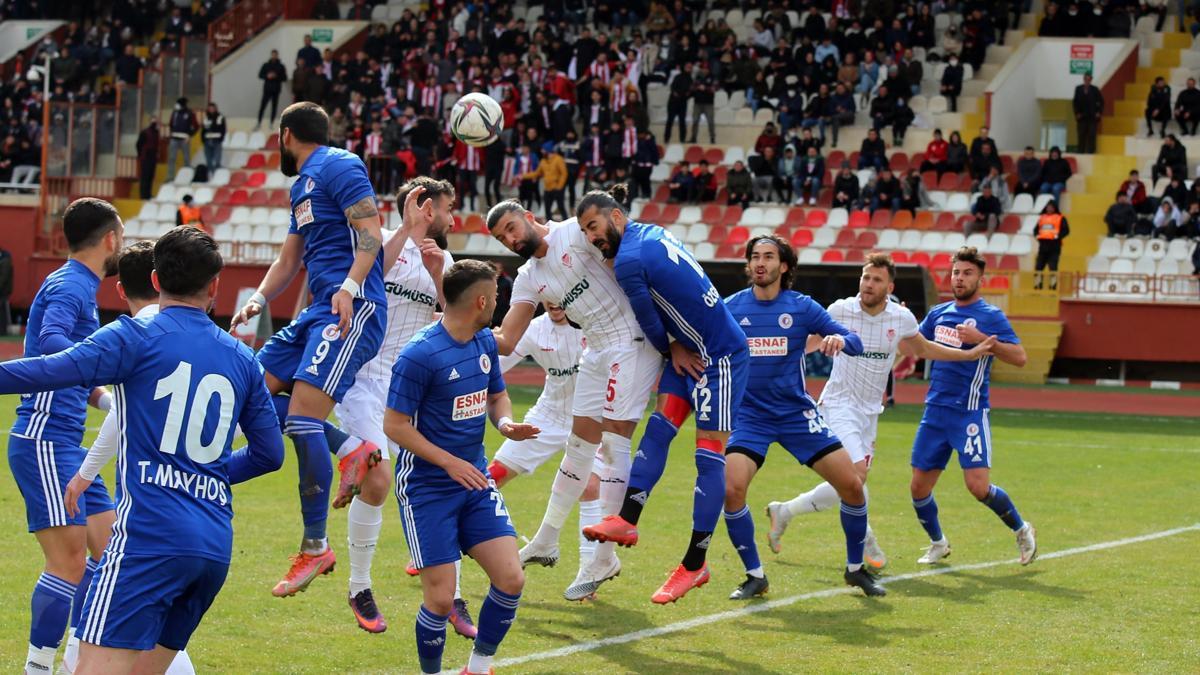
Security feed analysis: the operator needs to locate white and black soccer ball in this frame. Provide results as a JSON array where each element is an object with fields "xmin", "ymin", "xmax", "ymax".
[{"xmin": 449, "ymin": 92, "xmax": 504, "ymax": 147}]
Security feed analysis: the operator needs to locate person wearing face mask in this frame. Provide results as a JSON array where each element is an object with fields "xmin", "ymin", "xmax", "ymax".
[
  {"xmin": 165, "ymin": 97, "xmax": 198, "ymax": 182},
  {"xmin": 941, "ymin": 54, "xmax": 964, "ymax": 113}
]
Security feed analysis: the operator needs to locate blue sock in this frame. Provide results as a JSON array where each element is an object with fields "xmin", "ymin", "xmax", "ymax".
[
  {"xmin": 913, "ymin": 493, "xmax": 944, "ymax": 541},
  {"xmin": 475, "ymin": 585, "xmax": 521, "ymax": 657},
  {"xmin": 69, "ymin": 558, "xmax": 98, "ymax": 631},
  {"xmin": 30, "ymin": 572, "xmax": 75, "ymax": 648},
  {"xmin": 724, "ymin": 506, "xmax": 761, "ymax": 574},
  {"xmin": 981, "ymin": 484, "xmax": 1025, "ymax": 531},
  {"xmin": 285, "ymin": 415, "xmax": 332, "ymax": 541},
  {"xmin": 620, "ymin": 412, "xmax": 678, "ymax": 523},
  {"xmin": 272, "ymin": 394, "xmax": 351, "ymax": 454},
  {"xmin": 414, "ymin": 605, "xmax": 448, "ymax": 674},
  {"xmin": 692, "ymin": 447, "xmax": 725, "ymax": 533},
  {"xmin": 840, "ymin": 501, "xmax": 869, "ymax": 568}
]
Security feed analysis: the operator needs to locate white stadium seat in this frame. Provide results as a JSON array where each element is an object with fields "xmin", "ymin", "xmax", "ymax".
[
  {"xmin": 1011, "ymin": 193, "xmax": 1034, "ymax": 214},
  {"xmin": 898, "ymin": 230, "xmax": 922, "ymax": 250},
  {"xmin": 1120, "ymin": 238, "xmax": 1145, "ymax": 259},
  {"xmin": 798, "ymin": 247, "xmax": 823, "ymax": 264},
  {"xmin": 1097, "ymin": 237, "xmax": 1121, "ymax": 258},
  {"xmin": 985, "ymin": 233, "xmax": 1010, "ymax": 255},
  {"xmin": 812, "ymin": 228, "xmax": 837, "ymax": 248},
  {"xmin": 1086, "ymin": 256, "xmax": 1111, "ymax": 274},
  {"xmin": 941, "ymin": 233, "xmax": 965, "ymax": 252},
  {"xmin": 1008, "ymin": 234, "xmax": 1033, "ymax": 256}
]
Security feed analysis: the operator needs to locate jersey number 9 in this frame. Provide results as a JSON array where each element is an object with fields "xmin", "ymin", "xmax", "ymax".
[{"xmin": 154, "ymin": 361, "xmax": 236, "ymax": 465}]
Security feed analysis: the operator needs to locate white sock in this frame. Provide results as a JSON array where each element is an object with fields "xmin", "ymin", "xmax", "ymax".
[
  {"xmin": 847, "ymin": 562, "xmax": 863, "ymax": 572},
  {"xmin": 166, "ymin": 650, "xmax": 196, "ymax": 675},
  {"xmin": 454, "ymin": 559, "xmax": 462, "ymax": 600},
  {"xmin": 592, "ymin": 431, "xmax": 632, "ymax": 565},
  {"xmin": 347, "ymin": 497, "xmax": 384, "ymax": 595},
  {"xmin": 578, "ymin": 499, "xmax": 602, "ymax": 566},
  {"xmin": 25, "ymin": 643, "xmax": 55, "ymax": 674},
  {"xmin": 467, "ymin": 650, "xmax": 493, "ymax": 674},
  {"xmin": 63, "ymin": 635, "xmax": 80, "ymax": 673},
  {"xmin": 783, "ymin": 481, "xmax": 840, "ymax": 517},
  {"xmin": 533, "ymin": 433, "xmax": 599, "ymax": 546},
  {"xmin": 335, "ymin": 434, "xmax": 363, "ymax": 459},
  {"xmin": 746, "ymin": 566, "xmax": 764, "ymax": 579}
]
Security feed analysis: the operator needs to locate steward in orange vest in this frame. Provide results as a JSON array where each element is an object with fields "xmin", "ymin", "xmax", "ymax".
[
  {"xmin": 176, "ymin": 195, "xmax": 207, "ymax": 233},
  {"xmin": 1034, "ymin": 201, "xmax": 1069, "ymax": 290}
]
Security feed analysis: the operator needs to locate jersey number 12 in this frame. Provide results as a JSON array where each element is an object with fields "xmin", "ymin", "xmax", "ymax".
[{"xmin": 154, "ymin": 361, "xmax": 236, "ymax": 464}]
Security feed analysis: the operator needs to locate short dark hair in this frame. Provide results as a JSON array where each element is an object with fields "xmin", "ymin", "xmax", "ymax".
[
  {"xmin": 117, "ymin": 241, "xmax": 156, "ymax": 301},
  {"xmin": 62, "ymin": 198, "xmax": 121, "ymax": 252},
  {"xmin": 744, "ymin": 234, "xmax": 796, "ymax": 288},
  {"xmin": 576, "ymin": 184, "xmax": 629, "ymax": 220},
  {"xmin": 864, "ymin": 251, "xmax": 896, "ymax": 280},
  {"xmin": 396, "ymin": 176, "xmax": 455, "ymax": 212},
  {"xmin": 443, "ymin": 259, "xmax": 497, "ymax": 305},
  {"xmin": 279, "ymin": 101, "xmax": 329, "ymax": 144},
  {"xmin": 486, "ymin": 199, "xmax": 526, "ymax": 231},
  {"xmin": 953, "ymin": 246, "xmax": 987, "ymax": 273},
  {"xmin": 154, "ymin": 227, "xmax": 223, "ymax": 296}
]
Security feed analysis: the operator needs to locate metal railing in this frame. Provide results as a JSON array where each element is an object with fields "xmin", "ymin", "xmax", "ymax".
[
  {"xmin": 1066, "ymin": 272, "xmax": 1200, "ymax": 303},
  {"xmin": 209, "ymin": 0, "xmax": 284, "ymax": 63}
]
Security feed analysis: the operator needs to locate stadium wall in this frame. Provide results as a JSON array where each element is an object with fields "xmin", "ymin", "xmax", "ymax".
[
  {"xmin": 1056, "ymin": 299, "xmax": 1200, "ymax": 365},
  {"xmin": 0, "ymin": 21, "xmax": 65, "ymax": 64}
]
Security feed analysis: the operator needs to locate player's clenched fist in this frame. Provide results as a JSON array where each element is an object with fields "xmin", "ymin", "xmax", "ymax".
[{"xmin": 440, "ymin": 455, "xmax": 490, "ymax": 490}]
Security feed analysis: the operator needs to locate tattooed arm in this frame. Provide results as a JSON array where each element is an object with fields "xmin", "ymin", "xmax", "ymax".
[{"xmin": 327, "ymin": 195, "xmax": 385, "ymax": 337}]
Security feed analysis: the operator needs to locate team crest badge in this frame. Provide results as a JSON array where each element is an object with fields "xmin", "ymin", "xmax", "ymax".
[
  {"xmin": 966, "ymin": 423, "xmax": 980, "ymax": 436},
  {"xmin": 778, "ymin": 313, "xmax": 793, "ymax": 329},
  {"xmin": 804, "ymin": 409, "xmax": 817, "ymax": 420},
  {"xmin": 561, "ymin": 252, "xmax": 572, "ymax": 268},
  {"xmin": 887, "ymin": 328, "xmax": 896, "ymax": 341},
  {"xmin": 321, "ymin": 324, "xmax": 340, "ymax": 341},
  {"xmin": 610, "ymin": 362, "xmax": 620, "ymax": 375},
  {"xmin": 964, "ymin": 318, "xmax": 978, "ymax": 328},
  {"xmin": 581, "ymin": 336, "xmax": 587, "ymax": 349},
  {"xmin": 479, "ymin": 353, "xmax": 492, "ymax": 373},
  {"xmin": 305, "ymin": 177, "xmax": 315, "ymax": 193}
]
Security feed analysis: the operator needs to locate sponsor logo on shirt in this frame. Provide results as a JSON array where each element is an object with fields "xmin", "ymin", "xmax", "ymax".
[
  {"xmin": 934, "ymin": 324, "xmax": 962, "ymax": 348},
  {"xmin": 448, "ymin": 368, "xmax": 460, "ymax": 381},
  {"xmin": 383, "ymin": 281, "xmax": 436, "ymax": 306},
  {"xmin": 294, "ymin": 199, "xmax": 314, "ymax": 227},
  {"xmin": 452, "ymin": 389, "xmax": 488, "ymax": 420},
  {"xmin": 747, "ymin": 336, "xmax": 788, "ymax": 357},
  {"xmin": 857, "ymin": 351, "xmax": 892, "ymax": 359},
  {"xmin": 560, "ymin": 278, "xmax": 590, "ymax": 309},
  {"xmin": 739, "ymin": 317, "xmax": 751, "ymax": 326},
  {"xmin": 548, "ymin": 365, "xmax": 579, "ymax": 377}
]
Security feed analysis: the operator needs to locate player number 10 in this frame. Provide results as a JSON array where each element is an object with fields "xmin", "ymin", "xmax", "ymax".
[{"xmin": 153, "ymin": 361, "xmax": 236, "ymax": 465}]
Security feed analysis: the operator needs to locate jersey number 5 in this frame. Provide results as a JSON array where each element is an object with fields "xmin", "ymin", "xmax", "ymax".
[{"xmin": 154, "ymin": 361, "xmax": 236, "ymax": 465}]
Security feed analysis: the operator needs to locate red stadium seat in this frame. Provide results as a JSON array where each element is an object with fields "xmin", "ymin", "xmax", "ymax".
[
  {"xmin": 708, "ymin": 225, "xmax": 729, "ymax": 243},
  {"xmin": 931, "ymin": 253, "xmax": 952, "ymax": 272},
  {"xmin": 724, "ymin": 205, "xmax": 743, "ymax": 224},
  {"xmin": 265, "ymin": 152, "xmax": 280, "ymax": 169},
  {"xmin": 934, "ymin": 212, "xmax": 957, "ymax": 231},
  {"xmin": 657, "ymin": 204, "xmax": 681, "ymax": 224},
  {"xmin": 827, "ymin": 150, "xmax": 846, "ymax": 167},
  {"xmin": 684, "ymin": 146, "xmax": 704, "ymax": 164},
  {"xmin": 774, "ymin": 223, "xmax": 793, "ymax": 237},
  {"xmin": 213, "ymin": 186, "xmax": 234, "ymax": 204},
  {"xmin": 269, "ymin": 189, "xmax": 290, "ymax": 208},
  {"xmin": 713, "ymin": 165, "xmax": 728, "ymax": 183},
  {"xmin": 910, "ymin": 152, "xmax": 926, "ymax": 167},
  {"xmin": 704, "ymin": 148, "xmax": 724, "ymax": 165},
  {"xmin": 955, "ymin": 214, "xmax": 974, "ymax": 232},
  {"xmin": 227, "ymin": 171, "xmax": 247, "ymax": 187},
  {"xmin": 790, "ymin": 229, "xmax": 813, "ymax": 248},
  {"xmin": 245, "ymin": 172, "xmax": 267, "ymax": 188},
  {"xmin": 639, "ymin": 202, "xmax": 661, "ymax": 222},
  {"xmin": 847, "ymin": 210, "xmax": 870, "ymax": 229},
  {"xmin": 909, "ymin": 251, "xmax": 931, "ymax": 267},
  {"xmin": 891, "ymin": 250, "xmax": 909, "ymax": 263},
  {"xmin": 913, "ymin": 212, "xmax": 934, "ymax": 230},
  {"xmin": 857, "ymin": 231, "xmax": 878, "ymax": 249},
  {"xmin": 835, "ymin": 229, "xmax": 857, "ymax": 248},
  {"xmin": 246, "ymin": 189, "xmax": 269, "ymax": 206},
  {"xmin": 999, "ymin": 214, "xmax": 1021, "ymax": 234},
  {"xmin": 937, "ymin": 172, "xmax": 958, "ymax": 191},
  {"xmin": 817, "ymin": 188, "xmax": 834, "ymax": 208},
  {"xmin": 999, "ymin": 255, "xmax": 1020, "ymax": 270},
  {"xmin": 653, "ymin": 184, "xmax": 671, "ymax": 202},
  {"xmin": 200, "ymin": 204, "xmax": 218, "ymax": 223},
  {"xmin": 956, "ymin": 173, "xmax": 973, "ymax": 192},
  {"xmin": 785, "ymin": 207, "xmax": 806, "ymax": 229},
  {"xmin": 984, "ymin": 254, "xmax": 999, "ymax": 269},
  {"xmin": 922, "ymin": 170, "xmax": 938, "ymax": 190},
  {"xmin": 869, "ymin": 210, "xmax": 891, "ymax": 229},
  {"xmin": 715, "ymin": 187, "xmax": 729, "ymax": 203},
  {"xmin": 727, "ymin": 226, "xmax": 750, "ymax": 246},
  {"xmin": 245, "ymin": 153, "xmax": 266, "ymax": 170},
  {"xmin": 716, "ymin": 243, "xmax": 740, "ymax": 259},
  {"xmin": 265, "ymin": 134, "xmax": 280, "ymax": 151},
  {"xmin": 891, "ymin": 211, "xmax": 913, "ymax": 229},
  {"xmin": 701, "ymin": 204, "xmax": 724, "ymax": 224},
  {"xmin": 848, "ymin": 151, "xmax": 860, "ymax": 167},
  {"xmin": 821, "ymin": 249, "xmax": 845, "ymax": 262},
  {"xmin": 805, "ymin": 210, "xmax": 827, "ymax": 228},
  {"xmin": 1001, "ymin": 155, "xmax": 1015, "ymax": 174},
  {"xmin": 988, "ymin": 275, "xmax": 1011, "ymax": 289},
  {"xmin": 1066, "ymin": 156, "xmax": 1078, "ymax": 174},
  {"xmin": 889, "ymin": 152, "xmax": 909, "ymax": 173}
]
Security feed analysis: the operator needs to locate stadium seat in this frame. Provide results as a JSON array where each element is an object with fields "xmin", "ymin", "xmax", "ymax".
[
  {"xmin": 821, "ymin": 249, "xmax": 845, "ymax": 263},
  {"xmin": 156, "ymin": 203, "xmax": 175, "ymax": 221},
  {"xmin": 724, "ymin": 205, "xmax": 744, "ymax": 224},
  {"xmin": 825, "ymin": 208, "xmax": 848, "ymax": 228},
  {"xmin": 999, "ymin": 214, "xmax": 1021, "ymax": 234},
  {"xmin": 1011, "ymin": 193, "xmax": 1034, "ymax": 214},
  {"xmin": 247, "ymin": 131, "xmax": 267, "ymax": 150},
  {"xmin": 806, "ymin": 210, "xmax": 829, "ymax": 228},
  {"xmin": 1120, "ymin": 238, "xmax": 1145, "ymax": 259},
  {"xmin": 727, "ymin": 226, "xmax": 750, "ymax": 246},
  {"xmin": 658, "ymin": 204, "xmax": 681, "ymax": 224},
  {"xmin": 247, "ymin": 190, "xmax": 269, "ymax": 207},
  {"xmin": 1156, "ymin": 258, "xmax": 1179, "ymax": 276},
  {"xmin": 790, "ymin": 229, "xmax": 813, "ymax": 248},
  {"xmin": 809, "ymin": 227, "xmax": 834, "ymax": 249},
  {"xmin": 857, "ymin": 231, "xmax": 878, "ymax": 249},
  {"xmin": 724, "ymin": 147, "xmax": 745, "ymax": 165},
  {"xmin": 933, "ymin": 212, "xmax": 957, "ymax": 231},
  {"xmin": 212, "ymin": 223, "xmax": 233, "ymax": 241},
  {"xmin": 892, "ymin": 251, "xmax": 909, "ymax": 263},
  {"xmin": 963, "ymin": 233, "xmax": 988, "ymax": 250},
  {"xmin": 1032, "ymin": 194, "xmax": 1054, "ymax": 213},
  {"xmin": 898, "ymin": 230, "xmax": 922, "ymax": 250},
  {"xmin": 913, "ymin": 212, "xmax": 934, "ymax": 230},
  {"xmin": 889, "ymin": 152, "xmax": 909, "ymax": 173},
  {"xmin": 1167, "ymin": 238, "xmax": 1195, "ymax": 261},
  {"xmin": 918, "ymin": 232, "xmax": 944, "ymax": 252},
  {"xmin": 930, "ymin": 253, "xmax": 953, "ymax": 272},
  {"xmin": 227, "ymin": 151, "xmax": 249, "ymax": 169},
  {"xmin": 928, "ymin": 96, "xmax": 948, "ymax": 114},
  {"xmin": 985, "ymin": 233, "xmax": 1010, "ymax": 255},
  {"xmin": 653, "ymin": 184, "xmax": 671, "ymax": 202},
  {"xmin": 945, "ymin": 193, "xmax": 969, "ymax": 212},
  {"xmin": 1144, "ymin": 238, "xmax": 1168, "ymax": 260},
  {"xmin": 798, "ymin": 247, "xmax": 823, "ymax": 264},
  {"xmin": 685, "ymin": 223, "xmax": 708, "ymax": 244},
  {"xmin": 868, "ymin": 210, "xmax": 890, "ymax": 229},
  {"xmin": 988, "ymin": 275, "xmax": 1011, "ymax": 289},
  {"xmin": 663, "ymin": 144, "xmax": 684, "ymax": 164},
  {"xmin": 997, "ymin": 255, "xmax": 1018, "ymax": 270},
  {"xmin": 827, "ymin": 150, "xmax": 846, "ymax": 167},
  {"xmin": 678, "ymin": 206, "xmax": 702, "ymax": 224},
  {"xmin": 193, "ymin": 186, "xmax": 215, "ymax": 204},
  {"xmin": 268, "ymin": 209, "xmax": 291, "ymax": 228},
  {"xmin": 684, "ymin": 146, "xmax": 705, "ymax": 164},
  {"xmin": 942, "ymin": 233, "xmax": 966, "ymax": 252},
  {"xmin": 265, "ymin": 172, "xmax": 287, "ymax": 189},
  {"xmin": 716, "ymin": 243, "xmax": 740, "ymax": 260},
  {"xmin": 784, "ymin": 207, "xmax": 806, "ymax": 229},
  {"xmin": 937, "ymin": 173, "xmax": 959, "ymax": 191},
  {"xmin": 172, "ymin": 167, "xmax": 194, "ymax": 186},
  {"xmin": 835, "ymin": 229, "xmax": 857, "ymax": 248},
  {"xmin": 890, "ymin": 211, "xmax": 913, "ymax": 229},
  {"xmin": 1109, "ymin": 258, "xmax": 1134, "ymax": 275},
  {"xmin": 1133, "ymin": 256, "xmax": 1157, "ymax": 276},
  {"xmin": 761, "ymin": 208, "xmax": 786, "ymax": 227},
  {"xmin": 225, "ymin": 131, "xmax": 248, "ymax": 150},
  {"xmin": 1097, "ymin": 237, "xmax": 1121, "ymax": 258},
  {"xmin": 707, "ymin": 224, "xmax": 729, "ymax": 244},
  {"xmin": 154, "ymin": 184, "xmax": 177, "ymax": 203},
  {"xmin": 909, "ymin": 251, "xmax": 931, "ymax": 267},
  {"xmin": 847, "ymin": 210, "xmax": 870, "ymax": 229},
  {"xmin": 245, "ymin": 153, "xmax": 266, "ymax": 170},
  {"xmin": 640, "ymin": 203, "xmax": 661, "ymax": 223},
  {"xmin": 693, "ymin": 242, "xmax": 716, "ymax": 260},
  {"xmin": 704, "ymin": 148, "xmax": 725, "ymax": 165},
  {"xmin": 1008, "ymin": 234, "xmax": 1034, "ymax": 256},
  {"xmin": 669, "ymin": 224, "xmax": 689, "ymax": 242},
  {"xmin": 699, "ymin": 204, "xmax": 724, "ymax": 224},
  {"xmin": 742, "ymin": 207, "xmax": 765, "ymax": 227},
  {"xmin": 877, "ymin": 229, "xmax": 900, "ymax": 250},
  {"xmin": 245, "ymin": 172, "xmax": 267, "ymax": 189}
]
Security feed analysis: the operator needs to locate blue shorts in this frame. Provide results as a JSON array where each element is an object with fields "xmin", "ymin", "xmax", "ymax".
[
  {"xmin": 396, "ymin": 478, "xmax": 516, "ymax": 570},
  {"xmin": 657, "ymin": 350, "xmax": 749, "ymax": 432},
  {"xmin": 257, "ymin": 298, "xmax": 385, "ymax": 403},
  {"xmin": 77, "ymin": 554, "xmax": 228, "ymax": 651},
  {"xmin": 7, "ymin": 436, "xmax": 114, "ymax": 532},
  {"xmin": 911, "ymin": 404, "xmax": 993, "ymax": 471},
  {"xmin": 728, "ymin": 409, "xmax": 843, "ymax": 467}
]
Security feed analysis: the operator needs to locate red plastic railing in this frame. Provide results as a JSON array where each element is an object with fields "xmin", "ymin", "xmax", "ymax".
[{"xmin": 208, "ymin": 0, "xmax": 284, "ymax": 62}]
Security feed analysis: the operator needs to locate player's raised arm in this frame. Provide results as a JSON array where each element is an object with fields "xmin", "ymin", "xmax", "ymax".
[
  {"xmin": 806, "ymin": 299, "xmax": 864, "ymax": 357},
  {"xmin": 957, "ymin": 317, "xmax": 1026, "ymax": 367},
  {"xmin": 900, "ymin": 332, "xmax": 997, "ymax": 361},
  {"xmin": 493, "ymin": 284, "xmax": 537, "ymax": 355},
  {"xmin": 0, "ymin": 321, "xmax": 134, "ymax": 396},
  {"xmin": 332, "ymin": 191, "xmax": 385, "ymax": 336},
  {"xmin": 230, "ymin": 233, "xmax": 304, "ymax": 332}
]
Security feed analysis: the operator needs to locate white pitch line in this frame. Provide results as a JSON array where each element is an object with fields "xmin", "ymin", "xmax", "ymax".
[{"xmin": 493, "ymin": 523, "xmax": 1200, "ymax": 669}]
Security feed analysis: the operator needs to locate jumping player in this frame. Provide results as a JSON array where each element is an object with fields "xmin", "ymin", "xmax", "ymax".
[
  {"xmin": 0, "ymin": 227, "xmax": 284, "ymax": 674},
  {"xmin": 765, "ymin": 253, "xmax": 995, "ymax": 568},
  {"xmin": 386, "ymin": 260, "xmax": 534, "ymax": 675},
  {"xmin": 488, "ymin": 200, "xmax": 661, "ymax": 601},
  {"xmin": 719, "ymin": 235, "xmax": 886, "ymax": 599},
  {"xmin": 493, "ymin": 302, "xmax": 602, "ymax": 591},
  {"xmin": 579, "ymin": 185, "xmax": 751, "ymax": 605},
  {"xmin": 229, "ymin": 101, "xmax": 387, "ymax": 596},
  {"xmin": 332, "ymin": 177, "xmax": 460, "ymax": 634},
  {"xmin": 908, "ymin": 247, "xmax": 1037, "ymax": 565},
  {"xmin": 8, "ymin": 198, "xmax": 121, "ymax": 674}
]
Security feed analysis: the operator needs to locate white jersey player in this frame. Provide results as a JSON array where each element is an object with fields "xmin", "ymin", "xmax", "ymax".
[
  {"xmin": 765, "ymin": 253, "xmax": 995, "ymax": 567},
  {"xmin": 489, "ymin": 200, "xmax": 662, "ymax": 601}
]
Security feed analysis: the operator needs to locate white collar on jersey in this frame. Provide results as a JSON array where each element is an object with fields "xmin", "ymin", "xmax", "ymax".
[{"xmin": 134, "ymin": 303, "xmax": 160, "ymax": 318}]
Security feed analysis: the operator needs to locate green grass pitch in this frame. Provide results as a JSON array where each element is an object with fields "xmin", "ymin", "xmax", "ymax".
[{"xmin": 1, "ymin": 389, "xmax": 1197, "ymax": 672}]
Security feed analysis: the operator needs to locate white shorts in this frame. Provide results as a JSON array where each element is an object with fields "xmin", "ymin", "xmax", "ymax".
[
  {"xmin": 819, "ymin": 403, "xmax": 878, "ymax": 467},
  {"xmin": 335, "ymin": 374, "xmax": 391, "ymax": 460},
  {"xmin": 572, "ymin": 340, "xmax": 662, "ymax": 422},
  {"xmin": 494, "ymin": 409, "xmax": 572, "ymax": 475}
]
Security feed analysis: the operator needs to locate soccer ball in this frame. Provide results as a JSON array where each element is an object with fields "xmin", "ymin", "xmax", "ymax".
[{"xmin": 450, "ymin": 93, "xmax": 504, "ymax": 147}]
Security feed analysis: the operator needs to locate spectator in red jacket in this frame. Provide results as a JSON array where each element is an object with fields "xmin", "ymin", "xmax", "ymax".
[
  {"xmin": 919, "ymin": 128, "xmax": 949, "ymax": 175},
  {"xmin": 755, "ymin": 122, "xmax": 783, "ymax": 156},
  {"xmin": 1118, "ymin": 169, "xmax": 1150, "ymax": 214}
]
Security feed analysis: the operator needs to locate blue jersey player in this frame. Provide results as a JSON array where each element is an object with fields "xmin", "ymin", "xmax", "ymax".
[
  {"xmin": 0, "ymin": 228, "xmax": 284, "ymax": 674},
  {"xmin": 8, "ymin": 198, "xmax": 123, "ymax": 674},
  {"xmin": 577, "ymin": 185, "xmax": 750, "ymax": 605},
  {"xmin": 229, "ymin": 102, "xmax": 394, "ymax": 596},
  {"xmin": 910, "ymin": 247, "xmax": 1037, "ymax": 566},
  {"xmin": 385, "ymin": 260, "xmax": 535, "ymax": 675},
  {"xmin": 719, "ymin": 236, "xmax": 889, "ymax": 598}
]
